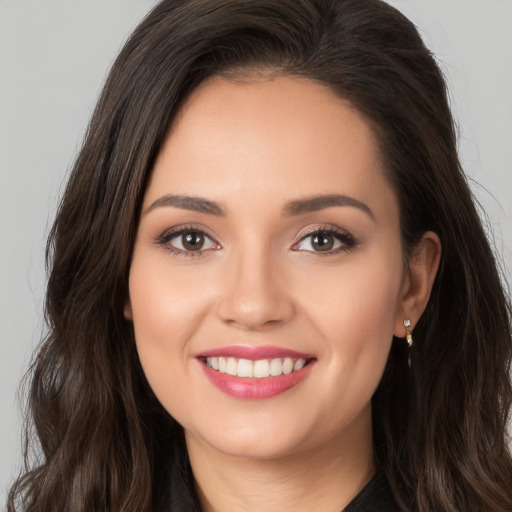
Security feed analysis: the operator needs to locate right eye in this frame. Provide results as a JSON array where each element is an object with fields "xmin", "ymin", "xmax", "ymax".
[{"xmin": 158, "ymin": 228, "xmax": 220, "ymax": 257}]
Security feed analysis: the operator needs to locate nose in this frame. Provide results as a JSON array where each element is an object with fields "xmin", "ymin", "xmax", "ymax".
[{"xmin": 216, "ymin": 246, "xmax": 295, "ymax": 331}]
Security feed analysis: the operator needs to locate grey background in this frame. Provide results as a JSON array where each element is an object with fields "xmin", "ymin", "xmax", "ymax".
[{"xmin": 1, "ymin": 0, "xmax": 511, "ymax": 505}]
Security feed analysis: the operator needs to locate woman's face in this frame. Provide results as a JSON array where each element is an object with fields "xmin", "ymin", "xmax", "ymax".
[{"xmin": 127, "ymin": 76, "xmax": 408, "ymax": 459}]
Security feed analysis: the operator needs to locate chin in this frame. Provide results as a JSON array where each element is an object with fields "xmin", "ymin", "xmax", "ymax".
[{"xmin": 185, "ymin": 422, "xmax": 311, "ymax": 461}]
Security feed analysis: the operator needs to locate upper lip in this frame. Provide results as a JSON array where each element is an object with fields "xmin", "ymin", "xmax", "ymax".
[{"xmin": 197, "ymin": 345, "xmax": 315, "ymax": 360}]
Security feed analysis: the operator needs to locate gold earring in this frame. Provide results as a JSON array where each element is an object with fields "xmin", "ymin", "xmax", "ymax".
[{"xmin": 403, "ymin": 319, "xmax": 413, "ymax": 347}]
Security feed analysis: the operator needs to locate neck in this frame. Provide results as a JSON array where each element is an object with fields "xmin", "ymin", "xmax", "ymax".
[{"xmin": 185, "ymin": 407, "xmax": 375, "ymax": 512}]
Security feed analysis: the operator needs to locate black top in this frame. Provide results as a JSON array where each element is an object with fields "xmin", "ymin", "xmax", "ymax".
[
  {"xmin": 165, "ymin": 456, "xmax": 401, "ymax": 512},
  {"xmin": 344, "ymin": 473, "xmax": 401, "ymax": 512}
]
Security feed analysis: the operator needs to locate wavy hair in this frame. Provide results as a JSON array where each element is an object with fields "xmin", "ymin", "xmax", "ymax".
[{"xmin": 8, "ymin": 0, "xmax": 512, "ymax": 510}]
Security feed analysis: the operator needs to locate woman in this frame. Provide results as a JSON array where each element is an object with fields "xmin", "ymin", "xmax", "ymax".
[{"xmin": 8, "ymin": 0, "xmax": 512, "ymax": 511}]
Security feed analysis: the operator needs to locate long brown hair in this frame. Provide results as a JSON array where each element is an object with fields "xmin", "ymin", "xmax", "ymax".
[{"xmin": 8, "ymin": 0, "xmax": 512, "ymax": 510}]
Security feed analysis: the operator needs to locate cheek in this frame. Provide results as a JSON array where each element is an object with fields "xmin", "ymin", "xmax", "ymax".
[
  {"xmin": 129, "ymin": 252, "xmax": 212, "ymax": 347},
  {"xmin": 292, "ymin": 254, "xmax": 402, "ymax": 427},
  {"xmin": 294, "ymin": 248, "xmax": 403, "ymax": 382},
  {"xmin": 302, "ymin": 253, "xmax": 402, "ymax": 334},
  {"xmin": 127, "ymin": 261, "xmax": 212, "ymax": 428},
  {"xmin": 127, "ymin": 251, "xmax": 214, "ymax": 404}
]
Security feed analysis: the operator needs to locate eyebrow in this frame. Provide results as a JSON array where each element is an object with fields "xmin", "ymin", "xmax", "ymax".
[
  {"xmin": 283, "ymin": 194, "xmax": 374, "ymax": 219},
  {"xmin": 145, "ymin": 194, "xmax": 226, "ymax": 216},
  {"xmin": 145, "ymin": 193, "xmax": 374, "ymax": 219}
]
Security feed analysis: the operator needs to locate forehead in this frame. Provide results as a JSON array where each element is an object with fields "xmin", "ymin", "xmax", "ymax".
[{"xmin": 146, "ymin": 75, "xmax": 397, "ymax": 220}]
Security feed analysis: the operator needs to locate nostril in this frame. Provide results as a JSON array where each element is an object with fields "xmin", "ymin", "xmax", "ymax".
[{"xmin": 217, "ymin": 289, "xmax": 296, "ymax": 330}]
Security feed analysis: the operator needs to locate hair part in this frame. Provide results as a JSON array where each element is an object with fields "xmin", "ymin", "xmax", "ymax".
[{"xmin": 8, "ymin": 1, "xmax": 512, "ymax": 511}]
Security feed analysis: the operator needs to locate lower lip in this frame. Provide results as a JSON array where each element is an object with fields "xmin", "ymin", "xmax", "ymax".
[{"xmin": 199, "ymin": 361, "xmax": 315, "ymax": 399}]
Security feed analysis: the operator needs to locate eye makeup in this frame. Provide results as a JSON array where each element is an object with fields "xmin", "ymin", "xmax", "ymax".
[
  {"xmin": 154, "ymin": 222, "xmax": 357, "ymax": 259},
  {"xmin": 292, "ymin": 224, "xmax": 357, "ymax": 256},
  {"xmin": 155, "ymin": 224, "xmax": 221, "ymax": 258}
]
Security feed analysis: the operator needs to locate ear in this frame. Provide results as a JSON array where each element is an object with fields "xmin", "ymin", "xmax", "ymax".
[
  {"xmin": 394, "ymin": 231, "xmax": 441, "ymax": 337},
  {"xmin": 124, "ymin": 299, "xmax": 133, "ymax": 321}
]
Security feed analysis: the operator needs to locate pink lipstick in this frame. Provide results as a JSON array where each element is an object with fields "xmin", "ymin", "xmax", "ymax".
[
  {"xmin": 197, "ymin": 345, "xmax": 316, "ymax": 399},
  {"xmin": 199, "ymin": 345, "xmax": 315, "ymax": 360}
]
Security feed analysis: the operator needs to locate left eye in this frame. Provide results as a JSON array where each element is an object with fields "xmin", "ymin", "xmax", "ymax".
[{"xmin": 294, "ymin": 231, "xmax": 353, "ymax": 253}]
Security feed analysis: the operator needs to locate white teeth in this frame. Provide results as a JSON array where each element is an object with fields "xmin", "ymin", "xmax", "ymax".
[
  {"xmin": 293, "ymin": 359, "xmax": 305, "ymax": 371},
  {"xmin": 205, "ymin": 357, "xmax": 307, "ymax": 378},
  {"xmin": 237, "ymin": 358, "xmax": 254, "ymax": 378},
  {"xmin": 270, "ymin": 358, "xmax": 283, "ymax": 376},
  {"xmin": 254, "ymin": 359, "xmax": 271, "ymax": 378},
  {"xmin": 282, "ymin": 358, "xmax": 293, "ymax": 375},
  {"xmin": 226, "ymin": 357, "xmax": 238, "ymax": 376}
]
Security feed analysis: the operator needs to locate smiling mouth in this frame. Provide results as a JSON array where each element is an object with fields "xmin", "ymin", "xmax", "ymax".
[
  {"xmin": 198, "ymin": 348, "xmax": 316, "ymax": 399},
  {"xmin": 202, "ymin": 356, "xmax": 313, "ymax": 379}
]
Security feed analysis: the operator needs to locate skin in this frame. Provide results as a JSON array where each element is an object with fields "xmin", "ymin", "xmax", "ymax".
[{"xmin": 126, "ymin": 75, "xmax": 440, "ymax": 512}]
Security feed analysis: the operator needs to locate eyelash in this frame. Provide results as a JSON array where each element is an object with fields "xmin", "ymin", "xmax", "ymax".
[
  {"xmin": 156, "ymin": 225, "xmax": 219, "ymax": 258},
  {"xmin": 155, "ymin": 224, "xmax": 357, "ymax": 258},
  {"xmin": 293, "ymin": 226, "xmax": 357, "ymax": 256}
]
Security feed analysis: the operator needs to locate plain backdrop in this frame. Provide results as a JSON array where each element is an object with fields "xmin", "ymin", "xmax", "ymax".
[{"xmin": 1, "ymin": 0, "xmax": 511, "ymax": 505}]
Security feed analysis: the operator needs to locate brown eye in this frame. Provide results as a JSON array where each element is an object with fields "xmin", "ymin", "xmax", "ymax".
[
  {"xmin": 160, "ymin": 228, "xmax": 220, "ymax": 256},
  {"xmin": 182, "ymin": 232, "xmax": 205, "ymax": 251},
  {"xmin": 293, "ymin": 229, "xmax": 355, "ymax": 254},
  {"xmin": 311, "ymin": 234, "xmax": 334, "ymax": 251}
]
